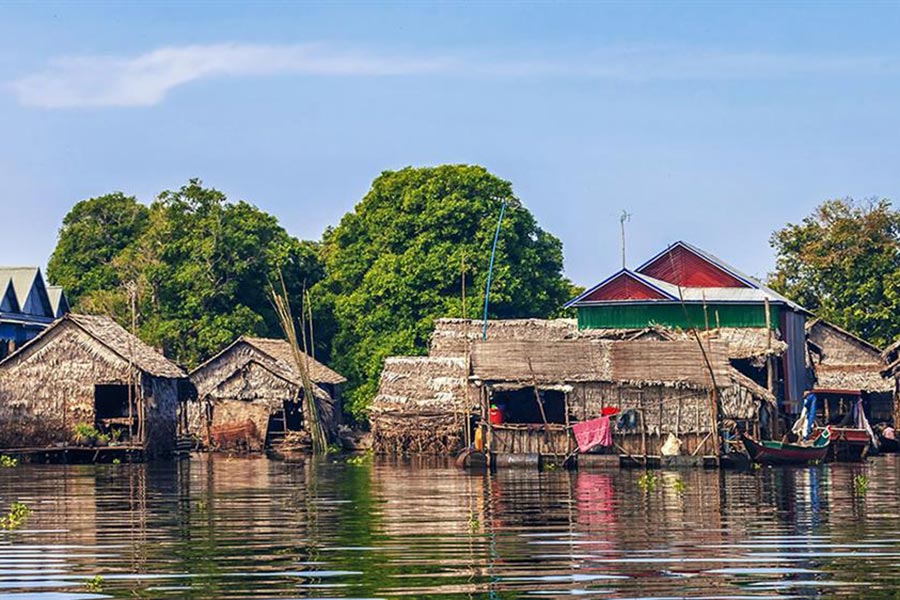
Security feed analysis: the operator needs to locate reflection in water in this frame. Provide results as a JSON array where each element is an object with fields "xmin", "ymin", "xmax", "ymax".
[{"xmin": 1, "ymin": 455, "xmax": 900, "ymax": 598}]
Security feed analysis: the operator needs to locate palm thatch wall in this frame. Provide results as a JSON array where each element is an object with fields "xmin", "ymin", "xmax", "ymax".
[
  {"xmin": 370, "ymin": 356, "xmax": 469, "ymax": 454},
  {"xmin": 0, "ymin": 314, "xmax": 186, "ymax": 457}
]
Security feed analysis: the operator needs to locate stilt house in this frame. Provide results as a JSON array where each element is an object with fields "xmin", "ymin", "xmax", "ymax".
[
  {"xmin": 566, "ymin": 241, "xmax": 812, "ymax": 416},
  {"xmin": 188, "ymin": 337, "xmax": 346, "ymax": 452},
  {"xmin": 805, "ymin": 319, "xmax": 894, "ymax": 424},
  {"xmin": 372, "ymin": 318, "xmax": 774, "ymax": 457},
  {"xmin": 0, "ymin": 313, "xmax": 186, "ymax": 457}
]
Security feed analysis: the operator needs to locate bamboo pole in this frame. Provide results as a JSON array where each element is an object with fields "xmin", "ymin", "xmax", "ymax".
[
  {"xmin": 666, "ymin": 247, "xmax": 721, "ymax": 463},
  {"xmin": 271, "ymin": 273, "xmax": 327, "ymax": 454}
]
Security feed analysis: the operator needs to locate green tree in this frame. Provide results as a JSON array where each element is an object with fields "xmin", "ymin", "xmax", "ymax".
[
  {"xmin": 47, "ymin": 192, "xmax": 150, "ymax": 302},
  {"xmin": 769, "ymin": 197, "xmax": 900, "ymax": 347},
  {"xmin": 315, "ymin": 165, "xmax": 572, "ymax": 418},
  {"xmin": 49, "ymin": 180, "xmax": 325, "ymax": 367}
]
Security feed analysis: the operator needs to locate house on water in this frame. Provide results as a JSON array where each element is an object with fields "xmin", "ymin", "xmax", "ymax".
[
  {"xmin": 0, "ymin": 267, "xmax": 69, "ymax": 359},
  {"xmin": 372, "ymin": 318, "xmax": 774, "ymax": 462},
  {"xmin": 566, "ymin": 241, "xmax": 812, "ymax": 420},
  {"xmin": 188, "ymin": 337, "xmax": 346, "ymax": 452},
  {"xmin": 0, "ymin": 313, "xmax": 187, "ymax": 459}
]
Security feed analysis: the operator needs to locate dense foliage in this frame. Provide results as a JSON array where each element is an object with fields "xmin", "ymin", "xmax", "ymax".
[
  {"xmin": 48, "ymin": 193, "xmax": 150, "ymax": 301},
  {"xmin": 48, "ymin": 180, "xmax": 324, "ymax": 366},
  {"xmin": 315, "ymin": 165, "xmax": 574, "ymax": 418},
  {"xmin": 769, "ymin": 197, "xmax": 900, "ymax": 347}
]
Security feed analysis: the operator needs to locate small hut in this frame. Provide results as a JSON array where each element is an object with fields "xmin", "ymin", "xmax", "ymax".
[
  {"xmin": 806, "ymin": 319, "xmax": 894, "ymax": 423},
  {"xmin": 188, "ymin": 337, "xmax": 346, "ymax": 452},
  {"xmin": 0, "ymin": 313, "xmax": 187, "ymax": 458}
]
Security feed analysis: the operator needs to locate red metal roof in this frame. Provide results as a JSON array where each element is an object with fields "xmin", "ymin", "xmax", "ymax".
[
  {"xmin": 638, "ymin": 244, "xmax": 750, "ymax": 288},
  {"xmin": 580, "ymin": 271, "xmax": 670, "ymax": 302}
]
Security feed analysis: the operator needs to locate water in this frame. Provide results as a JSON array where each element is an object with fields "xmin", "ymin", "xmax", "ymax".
[{"xmin": 0, "ymin": 455, "xmax": 899, "ymax": 599}]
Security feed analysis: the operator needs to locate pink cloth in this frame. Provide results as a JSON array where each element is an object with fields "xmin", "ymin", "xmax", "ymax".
[{"xmin": 573, "ymin": 416, "xmax": 613, "ymax": 452}]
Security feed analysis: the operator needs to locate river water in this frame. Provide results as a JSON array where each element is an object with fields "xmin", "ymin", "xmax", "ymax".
[{"xmin": 0, "ymin": 454, "xmax": 898, "ymax": 599}]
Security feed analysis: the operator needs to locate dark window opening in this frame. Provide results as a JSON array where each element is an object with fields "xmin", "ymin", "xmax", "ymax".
[
  {"xmin": 490, "ymin": 388, "xmax": 566, "ymax": 424},
  {"xmin": 729, "ymin": 358, "xmax": 767, "ymax": 388},
  {"xmin": 283, "ymin": 400, "xmax": 303, "ymax": 431},
  {"xmin": 94, "ymin": 384, "xmax": 138, "ymax": 440}
]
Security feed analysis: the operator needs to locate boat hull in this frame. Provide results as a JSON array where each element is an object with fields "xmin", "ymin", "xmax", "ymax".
[{"xmin": 742, "ymin": 435, "xmax": 829, "ymax": 465}]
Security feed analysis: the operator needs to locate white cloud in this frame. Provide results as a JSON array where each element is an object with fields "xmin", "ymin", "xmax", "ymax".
[
  {"xmin": 10, "ymin": 42, "xmax": 896, "ymax": 109},
  {"xmin": 11, "ymin": 43, "xmax": 454, "ymax": 108}
]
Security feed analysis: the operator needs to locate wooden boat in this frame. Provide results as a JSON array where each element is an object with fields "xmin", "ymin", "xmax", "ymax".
[
  {"xmin": 814, "ymin": 426, "xmax": 869, "ymax": 461},
  {"xmin": 742, "ymin": 429, "xmax": 831, "ymax": 465}
]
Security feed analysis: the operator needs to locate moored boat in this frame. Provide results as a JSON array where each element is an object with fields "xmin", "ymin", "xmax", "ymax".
[
  {"xmin": 742, "ymin": 429, "xmax": 831, "ymax": 465},
  {"xmin": 814, "ymin": 426, "xmax": 870, "ymax": 461}
]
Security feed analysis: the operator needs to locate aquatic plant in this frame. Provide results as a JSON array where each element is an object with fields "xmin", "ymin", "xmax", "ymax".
[
  {"xmin": 73, "ymin": 423, "xmax": 101, "ymax": 445},
  {"xmin": 854, "ymin": 474, "xmax": 870, "ymax": 495},
  {"xmin": 84, "ymin": 575, "xmax": 104, "ymax": 592},
  {"xmin": 0, "ymin": 502, "xmax": 31, "ymax": 530},
  {"xmin": 346, "ymin": 451, "xmax": 373, "ymax": 466},
  {"xmin": 0, "ymin": 455, "xmax": 19, "ymax": 468},
  {"xmin": 111, "ymin": 458, "xmax": 121, "ymax": 465},
  {"xmin": 327, "ymin": 443, "xmax": 344, "ymax": 454},
  {"xmin": 467, "ymin": 513, "xmax": 480, "ymax": 533},
  {"xmin": 672, "ymin": 477, "xmax": 687, "ymax": 494},
  {"xmin": 637, "ymin": 471, "xmax": 658, "ymax": 491}
]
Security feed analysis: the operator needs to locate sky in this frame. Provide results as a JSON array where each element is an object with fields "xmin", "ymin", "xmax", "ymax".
[{"xmin": 1, "ymin": 1, "xmax": 899, "ymax": 288}]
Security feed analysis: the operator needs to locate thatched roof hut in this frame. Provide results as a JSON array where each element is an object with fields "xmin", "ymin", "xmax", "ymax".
[
  {"xmin": 0, "ymin": 313, "xmax": 187, "ymax": 457},
  {"xmin": 806, "ymin": 319, "xmax": 891, "ymax": 393},
  {"xmin": 188, "ymin": 337, "xmax": 346, "ymax": 451}
]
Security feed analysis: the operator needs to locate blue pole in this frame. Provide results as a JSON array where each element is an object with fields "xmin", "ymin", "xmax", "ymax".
[{"xmin": 482, "ymin": 200, "xmax": 508, "ymax": 340}]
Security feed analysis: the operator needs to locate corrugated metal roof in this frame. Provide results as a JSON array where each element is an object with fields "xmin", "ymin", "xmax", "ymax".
[
  {"xmin": 0, "ymin": 267, "xmax": 40, "ymax": 314},
  {"xmin": 46, "ymin": 286, "xmax": 68, "ymax": 318},
  {"xmin": 567, "ymin": 241, "xmax": 808, "ymax": 312}
]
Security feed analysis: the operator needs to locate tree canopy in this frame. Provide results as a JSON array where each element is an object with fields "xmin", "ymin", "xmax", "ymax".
[
  {"xmin": 48, "ymin": 192, "xmax": 150, "ymax": 301},
  {"xmin": 769, "ymin": 197, "xmax": 900, "ymax": 347},
  {"xmin": 315, "ymin": 165, "xmax": 574, "ymax": 418},
  {"xmin": 48, "ymin": 180, "xmax": 324, "ymax": 366}
]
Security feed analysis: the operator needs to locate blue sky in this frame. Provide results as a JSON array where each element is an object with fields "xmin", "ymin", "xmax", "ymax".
[{"xmin": 1, "ymin": 1, "xmax": 899, "ymax": 287}]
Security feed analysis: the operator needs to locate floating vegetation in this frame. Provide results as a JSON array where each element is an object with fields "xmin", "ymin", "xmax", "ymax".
[
  {"xmin": 854, "ymin": 474, "xmax": 870, "ymax": 495},
  {"xmin": 346, "ymin": 451, "xmax": 373, "ymax": 466},
  {"xmin": 0, "ymin": 455, "xmax": 19, "ymax": 468},
  {"xmin": 0, "ymin": 502, "xmax": 31, "ymax": 530},
  {"xmin": 84, "ymin": 575, "xmax": 104, "ymax": 592},
  {"xmin": 637, "ymin": 471, "xmax": 658, "ymax": 491}
]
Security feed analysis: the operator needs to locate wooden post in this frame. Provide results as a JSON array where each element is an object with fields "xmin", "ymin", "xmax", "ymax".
[{"xmin": 764, "ymin": 297, "xmax": 776, "ymax": 439}]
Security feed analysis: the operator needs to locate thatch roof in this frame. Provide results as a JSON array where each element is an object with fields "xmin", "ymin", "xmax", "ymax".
[
  {"xmin": 469, "ymin": 338, "xmax": 733, "ymax": 389},
  {"xmin": 430, "ymin": 318, "xmax": 578, "ymax": 356},
  {"xmin": 193, "ymin": 337, "xmax": 346, "ymax": 386},
  {"xmin": 242, "ymin": 338, "xmax": 346, "ymax": 385},
  {"xmin": 431, "ymin": 317, "xmax": 785, "ymax": 362},
  {"xmin": 806, "ymin": 319, "xmax": 891, "ymax": 392},
  {"xmin": 0, "ymin": 313, "xmax": 185, "ymax": 379},
  {"xmin": 371, "ymin": 356, "xmax": 468, "ymax": 415}
]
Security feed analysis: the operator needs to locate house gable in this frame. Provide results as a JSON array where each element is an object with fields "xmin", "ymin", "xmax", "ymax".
[
  {"xmin": 637, "ymin": 242, "xmax": 751, "ymax": 288},
  {"xmin": 0, "ymin": 280, "xmax": 18, "ymax": 313},
  {"xmin": 580, "ymin": 271, "xmax": 671, "ymax": 302}
]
